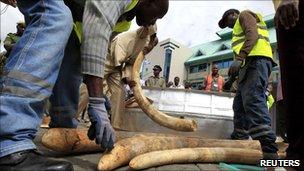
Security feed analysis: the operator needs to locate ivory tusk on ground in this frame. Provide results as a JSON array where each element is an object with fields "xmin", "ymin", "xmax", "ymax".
[
  {"xmin": 97, "ymin": 135, "xmax": 261, "ymax": 171},
  {"xmin": 129, "ymin": 147, "xmax": 263, "ymax": 170}
]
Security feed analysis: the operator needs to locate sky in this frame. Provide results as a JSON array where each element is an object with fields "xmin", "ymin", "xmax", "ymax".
[{"xmin": 0, "ymin": 1, "xmax": 275, "ymax": 51}]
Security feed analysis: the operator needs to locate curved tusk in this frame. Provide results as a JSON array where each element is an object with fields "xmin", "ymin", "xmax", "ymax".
[
  {"xmin": 98, "ymin": 135, "xmax": 261, "ymax": 171},
  {"xmin": 131, "ymin": 52, "xmax": 195, "ymax": 131},
  {"xmin": 129, "ymin": 147, "xmax": 262, "ymax": 170}
]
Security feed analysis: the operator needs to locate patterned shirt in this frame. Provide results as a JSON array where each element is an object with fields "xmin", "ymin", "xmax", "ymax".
[
  {"xmin": 81, "ymin": 0, "xmax": 131, "ymax": 77},
  {"xmin": 146, "ymin": 76, "xmax": 166, "ymax": 88}
]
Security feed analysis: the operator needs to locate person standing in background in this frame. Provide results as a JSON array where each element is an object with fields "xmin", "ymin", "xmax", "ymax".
[
  {"xmin": 146, "ymin": 65, "xmax": 166, "ymax": 88},
  {"xmin": 204, "ymin": 64, "xmax": 224, "ymax": 92}
]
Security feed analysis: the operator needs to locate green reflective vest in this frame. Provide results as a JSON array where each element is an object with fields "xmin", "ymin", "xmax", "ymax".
[
  {"xmin": 232, "ymin": 13, "xmax": 273, "ymax": 60},
  {"xmin": 113, "ymin": 0, "xmax": 139, "ymax": 33},
  {"xmin": 4, "ymin": 33, "xmax": 21, "ymax": 47},
  {"xmin": 73, "ymin": 21, "xmax": 83, "ymax": 43},
  {"xmin": 267, "ymin": 94, "xmax": 274, "ymax": 109},
  {"xmin": 73, "ymin": 0, "xmax": 139, "ymax": 43}
]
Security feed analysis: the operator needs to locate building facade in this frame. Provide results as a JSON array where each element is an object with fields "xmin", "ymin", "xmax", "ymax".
[
  {"xmin": 142, "ymin": 38, "xmax": 192, "ymax": 83},
  {"xmin": 142, "ymin": 14, "xmax": 279, "ymax": 89}
]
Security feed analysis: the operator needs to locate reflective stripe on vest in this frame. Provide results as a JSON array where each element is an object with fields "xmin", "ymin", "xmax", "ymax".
[{"xmin": 232, "ymin": 13, "xmax": 273, "ymax": 60}]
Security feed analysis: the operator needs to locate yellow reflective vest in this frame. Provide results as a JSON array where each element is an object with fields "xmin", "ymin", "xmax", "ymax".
[
  {"xmin": 113, "ymin": 0, "xmax": 139, "ymax": 33},
  {"xmin": 267, "ymin": 94, "xmax": 274, "ymax": 109},
  {"xmin": 232, "ymin": 13, "xmax": 273, "ymax": 60},
  {"xmin": 73, "ymin": 0, "xmax": 139, "ymax": 43}
]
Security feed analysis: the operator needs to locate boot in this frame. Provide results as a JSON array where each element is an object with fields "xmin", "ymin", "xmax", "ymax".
[{"xmin": 0, "ymin": 150, "xmax": 73, "ymax": 171}]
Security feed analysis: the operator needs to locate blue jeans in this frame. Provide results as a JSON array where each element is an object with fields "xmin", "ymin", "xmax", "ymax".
[
  {"xmin": 0, "ymin": 0, "xmax": 72, "ymax": 157},
  {"xmin": 49, "ymin": 30, "xmax": 82, "ymax": 128},
  {"xmin": 231, "ymin": 57, "xmax": 278, "ymax": 153}
]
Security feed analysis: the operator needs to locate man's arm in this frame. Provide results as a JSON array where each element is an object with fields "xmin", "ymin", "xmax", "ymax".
[
  {"xmin": 121, "ymin": 64, "xmax": 137, "ymax": 88},
  {"xmin": 237, "ymin": 10, "xmax": 259, "ymax": 60},
  {"xmin": 81, "ymin": 1, "xmax": 130, "ymax": 150},
  {"xmin": 203, "ymin": 76, "xmax": 208, "ymax": 90},
  {"xmin": 161, "ymin": 79, "xmax": 166, "ymax": 88},
  {"xmin": 81, "ymin": 1, "xmax": 129, "ymax": 80},
  {"xmin": 143, "ymin": 34, "xmax": 158, "ymax": 55},
  {"xmin": 145, "ymin": 77, "xmax": 152, "ymax": 87},
  {"xmin": 112, "ymin": 38, "xmax": 128, "ymax": 67}
]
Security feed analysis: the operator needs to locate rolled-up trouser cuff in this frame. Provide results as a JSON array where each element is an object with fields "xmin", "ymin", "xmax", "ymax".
[
  {"xmin": 49, "ymin": 106, "xmax": 78, "ymax": 128},
  {"xmin": 0, "ymin": 139, "xmax": 36, "ymax": 158},
  {"xmin": 260, "ymin": 140, "xmax": 278, "ymax": 153}
]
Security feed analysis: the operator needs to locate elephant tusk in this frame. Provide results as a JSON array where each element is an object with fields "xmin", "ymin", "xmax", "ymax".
[{"xmin": 131, "ymin": 51, "xmax": 197, "ymax": 132}]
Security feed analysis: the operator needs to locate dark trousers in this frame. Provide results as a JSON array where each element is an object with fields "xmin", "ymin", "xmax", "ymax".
[
  {"xmin": 276, "ymin": 0, "xmax": 304, "ymax": 163},
  {"xmin": 231, "ymin": 57, "xmax": 278, "ymax": 153},
  {"xmin": 276, "ymin": 100, "xmax": 287, "ymax": 142}
]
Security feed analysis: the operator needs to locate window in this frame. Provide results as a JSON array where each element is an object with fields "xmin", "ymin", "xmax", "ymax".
[
  {"xmin": 198, "ymin": 63, "xmax": 207, "ymax": 72},
  {"xmin": 195, "ymin": 50, "xmax": 204, "ymax": 57},
  {"xmin": 213, "ymin": 58, "xmax": 233, "ymax": 69},
  {"xmin": 190, "ymin": 63, "xmax": 207, "ymax": 73},
  {"xmin": 191, "ymin": 81, "xmax": 204, "ymax": 90},
  {"xmin": 219, "ymin": 44, "xmax": 229, "ymax": 51},
  {"xmin": 190, "ymin": 66, "xmax": 198, "ymax": 73}
]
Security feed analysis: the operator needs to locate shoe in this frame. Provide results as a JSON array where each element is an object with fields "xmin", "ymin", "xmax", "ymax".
[{"xmin": 0, "ymin": 150, "xmax": 73, "ymax": 171}]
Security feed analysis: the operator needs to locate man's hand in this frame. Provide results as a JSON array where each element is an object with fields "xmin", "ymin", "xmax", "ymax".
[
  {"xmin": 0, "ymin": 0, "xmax": 17, "ymax": 7},
  {"xmin": 235, "ymin": 53, "xmax": 245, "ymax": 61},
  {"xmin": 122, "ymin": 77, "xmax": 136, "ymax": 88},
  {"xmin": 127, "ymin": 80, "xmax": 136, "ymax": 88},
  {"xmin": 87, "ymin": 97, "xmax": 115, "ymax": 150},
  {"xmin": 275, "ymin": 0, "xmax": 299, "ymax": 29},
  {"xmin": 229, "ymin": 60, "xmax": 242, "ymax": 79},
  {"xmin": 143, "ymin": 46, "xmax": 153, "ymax": 55},
  {"xmin": 223, "ymin": 78, "xmax": 234, "ymax": 91},
  {"xmin": 143, "ymin": 36, "xmax": 158, "ymax": 55}
]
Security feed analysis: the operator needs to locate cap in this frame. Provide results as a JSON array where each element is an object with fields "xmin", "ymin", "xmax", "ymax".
[
  {"xmin": 153, "ymin": 65, "xmax": 162, "ymax": 71},
  {"xmin": 17, "ymin": 21, "xmax": 26, "ymax": 27},
  {"xmin": 218, "ymin": 9, "xmax": 240, "ymax": 29}
]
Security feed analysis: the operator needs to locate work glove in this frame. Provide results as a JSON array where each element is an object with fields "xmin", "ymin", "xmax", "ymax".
[
  {"xmin": 102, "ymin": 95, "xmax": 111, "ymax": 111},
  {"xmin": 87, "ymin": 97, "xmax": 115, "ymax": 150}
]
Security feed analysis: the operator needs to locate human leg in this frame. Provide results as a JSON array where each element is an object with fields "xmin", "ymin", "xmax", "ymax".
[
  {"xmin": 0, "ymin": 0, "xmax": 73, "ymax": 158},
  {"xmin": 241, "ymin": 58, "xmax": 278, "ymax": 158},
  {"xmin": 49, "ymin": 30, "xmax": 82, "ymax": 128},
  {"xmin": 0, "ymin": 0, "xmax": 73, "ymax": 170},
  {"xmin": 231, "ymin": 90, "xmax": 250, "ymax": 140}
]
